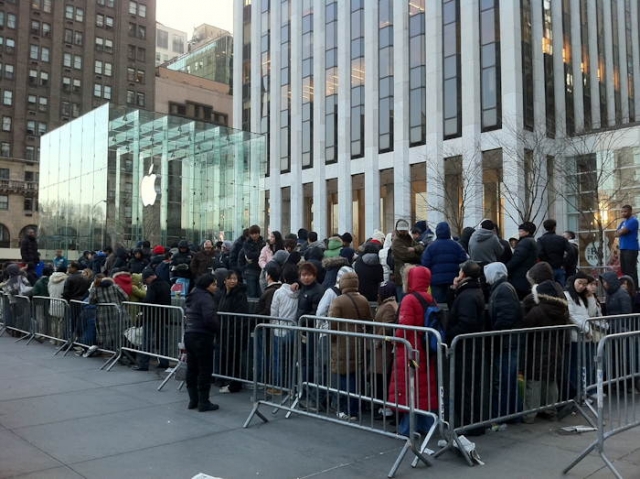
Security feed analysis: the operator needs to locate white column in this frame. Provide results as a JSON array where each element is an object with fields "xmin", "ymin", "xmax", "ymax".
[
  {"xmin": 425, "ymin": 0, "xmax": 444, "ymax": 227},
  {"xmin": 392, "ymin": 1, "xmax": 411, "ymax": 223},
  {"xmin": 460, "ymin": 0, "xmax": 483, "ymax": 226},
  {"xmin": 289, "ymin": 1, "xmax": 303, "ymax": 231},
  {"xmin": 617, "ymin": 0, "xmax": 629, "ymax": 123},
  {"xmin": 363, "ymin": 1, "xmax": 380, "ymax": 237},
  {"xmin": 312, "ymin": 0, "xmax": 327, "ymax": 239},
  {"xmin": 587, "ymin": 0, "xmax": 601, "ymax": 128},
  {"xmin": 337, "ymin": 0, "xmax": 353, "ymax": 233},
  {"xmin": 570, "ymin": 0, "xmax": 584, "ymax": 132},
  {"xmin": 268, "ymin": 1, "xmax": 282, "ymax": 231}
]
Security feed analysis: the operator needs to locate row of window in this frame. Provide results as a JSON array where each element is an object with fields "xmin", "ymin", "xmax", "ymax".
[
  {"xmin": 0, "ymin": 37, "xmax": 16, "ymax": 54},
  {"xmin": 0, "ymin": 196, "xmax": 38, "ymax": 213},
  {"xmin": 0, "ymin": 12, "xmax": 17, "ymax": 29},
  {"xmin": 128, "ymin": 1, "xmax": 147, "ymax": 18},
  {"xmin": 0, "ymin": 169, "xmax": 39, "ymax": 182},
  {"xmin": 0, "ymin": 63, "xmax": 14, "ymax": 80},
  {"xmin": 0, "ymin": 143, "xmax": 39, "ymax": 162}
]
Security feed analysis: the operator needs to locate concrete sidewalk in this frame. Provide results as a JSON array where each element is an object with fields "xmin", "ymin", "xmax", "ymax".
[{"xmin": 0, "ymin": 334, "xmax": 638, "ymax": 479}]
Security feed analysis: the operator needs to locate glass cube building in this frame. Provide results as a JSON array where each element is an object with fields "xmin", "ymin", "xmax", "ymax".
[{"xmin": 38, "ymin": 104, "xmax": 266, "ymax": 253}]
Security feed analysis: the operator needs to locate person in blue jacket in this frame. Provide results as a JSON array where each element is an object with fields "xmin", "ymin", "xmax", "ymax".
[{"xmin": 421, "ymin": 222, "xmax": 468, "ymax": 303}]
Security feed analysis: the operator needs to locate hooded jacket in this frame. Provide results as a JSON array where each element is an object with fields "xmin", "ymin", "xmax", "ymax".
[
  {"xmin": 353, "ymin": 247, "xmax": 383, "ymax": 302},
  {"xmin": 323, "ymin": 236, "xmax": 343, "ymax": 258},
  {"xmin": 379, "ymin": 233, "xmax": 393, "ymax": 282},
  {"xmin": 328, "ymin": 272, "xmax": 373, "ymax": 374},
  {"xmin": 391, "ymin": 233, "xmax": 423, "ymax": 288},
  {"xmin": 421, "ymin": 222, "xmax": 469, "ymax": 287},
  {"xmin": 601, "ymin": 271, "xmax": 632, "ymax": 317},
  {"xmin": 485, "ymin": 262, "xmax": 522, "ymax": 331},
  {"xmin": 48, "ymin": 272, "xmax": 67, "ymax": 300},
  {"xmin": 112, "ymin": 271, "xmax": 133, "ymax": 298},
  {"xmin": 447, "ymin": 277, "xmax": 486, "ymax": 340},
  {"xmin": 387, "ymin": 265, "xmax": 439, "ymax": 411},
  {"xmin": 321, "ymin": 256, "xmax": 349, "ymax": 289},
  {"xmin": 468, "ymin": 228, "xmax": 503, "ymax": 264},
  {"xmin": 270, "ymin": 282, "xmax": 300, "ymax": 337}
]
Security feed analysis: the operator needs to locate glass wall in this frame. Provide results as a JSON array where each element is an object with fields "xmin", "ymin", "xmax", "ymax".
[
  {"xmin": 38, "ymin": 104, "xmax": 266, "ymax": 253},
  {"xmin": 166, "ymin": 34, "xmax": 233, "ymax": 85}
]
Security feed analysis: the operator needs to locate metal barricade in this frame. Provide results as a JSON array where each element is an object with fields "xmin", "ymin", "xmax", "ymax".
[
  {"xmin": 214, "ymin": 312, "xmax": 295, "ymax": 390},
  {"xmin": 2, "ymin": 295, "xmax": 34, "ymax": 342},
  {"xmin": 0, "ymin": 292, "xmax": 9, "ymax": 335},
  {"xmin": 112, "ymin": 302, "xmax": 185, "ymax": 372},
  {"xmin": 438, "ymin": 325, "xmax": 594, "ymax": 466},
  {"xmin": 296, "ymin": 315, "xmax": 446, "ymax": 468},
  {"xmin": 582, "ymin": 314, "xmax": 640, "ymax": 411},
  {"xmin": 565, "ymin": 331, "xmax": 640, "ymax": 478},
  {"xmin": 30, "ymin": 296, "xmax": 69, "ymax": 347},
  {"xmin": 244, "ymin": 323, "xmax": 432, "ymax": 478}
]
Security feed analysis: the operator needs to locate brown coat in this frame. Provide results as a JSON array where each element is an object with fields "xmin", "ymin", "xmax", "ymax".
[
  {"xmin": 372, "ymin": 297, "xmax": 397, "ymax": 375},
  {"xmin": 328, "ymin": 272, "xmax": 373, "ymax": 374}
]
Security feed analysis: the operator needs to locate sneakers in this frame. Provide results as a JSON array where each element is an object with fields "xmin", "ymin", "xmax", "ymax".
[
  {"xmin": 83, "ymin": 345, "xmax": 99, "ymax": 358},
  {"xmin": 336, "ymin": 412, "xmax": 357, "ymax": 422}
]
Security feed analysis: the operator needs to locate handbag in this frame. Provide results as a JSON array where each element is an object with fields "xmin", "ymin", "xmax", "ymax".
[{"xmin": 124, "ymin": 326, "xmax": 143, "ymax": 346}]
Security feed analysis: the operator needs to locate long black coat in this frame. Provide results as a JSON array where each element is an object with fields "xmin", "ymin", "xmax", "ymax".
[
  {"xmin": 507, "ymin": 236, "xmax": 538, "ymax": 295},
  {"xmin": 20, "ymin": 236, "xmax": 39, "ymax": 264},
  {"xmin": 446, "ymin": 278, "xmax": 486, "ymax": 340}
]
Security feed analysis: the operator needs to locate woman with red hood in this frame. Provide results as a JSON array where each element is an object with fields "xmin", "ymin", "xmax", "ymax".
[{"xmin": 387, "ymin": 265, "xmax": 439, "ymax": 436}]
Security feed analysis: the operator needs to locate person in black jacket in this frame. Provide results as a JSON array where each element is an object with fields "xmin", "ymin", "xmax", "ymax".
[
  {"xmin": 217, "ymin": 270, "xmax": 249, "ymax": 393},
  {"xmin": 184, "ymin": 273, "xmax": 220, "ymax": 412},
  {"xmin": 353, "ymin": 242, "xmax": 384, "ymax": 302},
  {"xmin": 62, "ymin": 262, "xmax": 89, "ymax": 302},
  {"xmin": 447, "ymin": 260, "xmax": 487, "ymax": 435},
  {"xmin": 484, "ymin": 262, "xmax": 522, "ymax": 418},
  {"xmin": 239, "ymin": 225, "xmax": 265, "ymax": 298},
  {"xmin": 507, "ymin": 222, "xmax": 539, "ymax": 299},
  {"xmin": 537, "ymin": 219, "xmax": 571, "ymax": 287},
  {"xmin": 134, "ymin": 268, "xmax": 173, "ymax": 371},
  {"xmin": 20, "ymin": 228, "xmax": 39, "ymax": 265}
]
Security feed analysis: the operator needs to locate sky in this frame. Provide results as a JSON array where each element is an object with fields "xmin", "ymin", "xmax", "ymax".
[{"xmin": 156, "ymin": 0, "xmax": 234, "ymax": 36}]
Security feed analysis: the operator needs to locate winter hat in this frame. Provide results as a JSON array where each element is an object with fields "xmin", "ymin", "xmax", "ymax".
[
  {"xmin": 518, "ymin": 221, "xmax": 537, "ymax": 235},
  {"xmin": 338, "ymin": 271, "xmax": 359, "ymax": 292},
  {"xmin": 378, "ymin": 281, "xmax": 396, "ymax": 301},
  {"xmin": 459, "ymin": 260, "xmax": 481, "ymax": 279},
  {"xmin": 484, "ymin": 262, "xmax": 508, "ymax": 285},
  {"xmin": 222, "ymin": 240, "xmax": 233, "ymax": 251},
  {"xmin": 335, "ymin": 265, "xmax": 355, "ymax": 286},
  {"xmin": 535, "ymin": 279, "xmax": 564, "ymax": 299},
  {"xmin": 273, "ymin": 249, "xmax": 290, "ymax": 265},
  {"xmin": 371, "ymin": 229, "xmax": 386, "ymax": 244},
  {"xmin": 152, "ymin": 245, "xmax": 165, "ymax": 255},
  {"xmin": 526, "ymin": 261, "xmax": 553, "ymax": 285},
  {"xmin": 395, "ymin": 219, "xmax": 410, "ymax": 231},
  {"xmin": 324, "ymin": 236, "xmax": 343, "ymax": 258}
]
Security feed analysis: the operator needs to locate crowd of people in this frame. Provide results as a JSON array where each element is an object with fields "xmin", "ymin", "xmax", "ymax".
[{"xmin": 2, "ymin": 213, "xmax": 639, "ymax": 427}]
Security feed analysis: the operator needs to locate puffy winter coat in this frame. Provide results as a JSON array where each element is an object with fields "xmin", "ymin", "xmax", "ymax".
[
  {"xmin": 387, "ymin": 266, "xmax": 439, "ymax": 412},
  {"xmin": 353, "ymin": 252, "xmax": 383, "ymax": 301},
  {"xmin": 506, "ymin": 236, "xmax": 538, "ymax": 295},
  {"xmin": 328, "ymin": 272, "xmax": 372, "ymax": 374},
  {"xmin": 184, "ymin": 287, "xmax": 219, "ymax": 337},
  {"xmin": 421, "ymin": 222, "xmax": 468, "ymax": 286}
]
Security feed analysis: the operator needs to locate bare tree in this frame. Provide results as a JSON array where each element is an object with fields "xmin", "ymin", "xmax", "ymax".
[{"xmin": 554, "ymin": 127, "xmax": 633, "ymax": 268}]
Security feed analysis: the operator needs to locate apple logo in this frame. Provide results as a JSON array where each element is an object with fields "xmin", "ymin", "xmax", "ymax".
[{"xmin": 140, "ymin": 164, "xmax": 158, "ymax": 207}]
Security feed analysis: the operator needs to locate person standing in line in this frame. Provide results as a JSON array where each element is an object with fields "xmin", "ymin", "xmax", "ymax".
[
  {"xmin": 537, "ymin": 219, "xmax": 572, "ymax": 287},
  {"xmin": 20, "ymin": 228, "xmax": 39, "ymax": 266},
  {"xmin": 184, "ymin": 273, "xmax": 220, "ymax": 412},
  {"xmin": 615, "ymin": 205, "xmax": 639, "ymax": 289},
  {"xmin": 506, "ymin": 222, "xmax": 538, "ymax": 300},
  {"xmin": 52, "ymin": 250, "xmax": 68, "ymax": 272}
]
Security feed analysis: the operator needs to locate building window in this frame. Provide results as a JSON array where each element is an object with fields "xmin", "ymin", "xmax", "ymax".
[
  {"xmin": 95, "ymin": 61, "xmax": 103, "ymax": 75},
  {"xmin": 0, "ymin": 168, "xmax": 8, "ymax": 179},
  {"xmin": 137, "ymin": 48, "xmax": 146, "ymax": 62},
  {"xmin": 94, "ymin": 84, "xmax": 102, "ymax": 97},
  {"xmin": 350, "ymin": 0, "xmax": 365, "ymax": 158},
  {"xmin": 127, "ymin": 90, "xmax": 135, "ymax": 104},
  {"xmin": 127, "ymin": 45, "xmax": 136, "ymax": 60},
  {"xmin": 64, "ymin": 28, "xmax": 73, "ymax": 44},
  {"xmin": 38, "ymin": 122, "xmax": 47, "ymax": 136},
  {"xmin": 96, "ymin": 14, "xmax": 105, "ymax": 27},
  {"xmin": 443, "ymin": 0, "xmax": 461, "ymax": 138},
  {"xmin": 30, "ymin": 45, "xmax": 40, "ymax": 61},
  {"xmin": 136, "ymin": 92, "xmax": 145, "ymax": 107},
  {"xmin": 480, "ymin": 0, "xmax": 502, "ymax": 131},
  {"xmin": 129, "ymin": 1, "xmax": 138, "ymax": 15},
  {"xmin": 136, "ymin": 69, "xmax": 145, "ymax": 83},
  {"xmin": 31, "ymin": 20, "xmax": 41, "ymax": 35},
  {"xmin": 25, "ymin": 147, "xmax": 36, "ymax": 162},
  {"xmin": 0, "ymin": 223, "xmax": 9, "ymax": 248},
  {"xmin": 379, "ymin": 0, "xmax": 394, "ymax": 153},
  {"xmin": 62, "ymin": 77, "xmax": 72, "ymax": 92},
  {"xmin": 139, "ymin": 4, "xmax": 146, "ymax": 17},
  {"xmin": 42, "ymin": 23, "xmax": 51, "ymax": 37},
  {"xmin": 28, "ymin": 94, "xmax": 37, "ymax": 106},
  {"xmin": 0, "ymin": 143, "xmax": 10, "ymax": 157},
  {"xmin": 74, "ymin": 31, "xmax": 83, "ymax": 46},
  {"xmin": 104, "ymin": 86, "xmax": 112, "ymax": 100},
  {"xmin": 541, "ymin": 0, "xmax": 554, "ymax": 135},
  {"xmin": 562, "ymin": 0, "xmax": 575, "ymax": 135},
  {"xmin": 0, "ymin": 196, "xmax": 8, "ymax": 210},
  {"xmin": 301, "ymin": 3, "xmax": 314, "ymax": 169},
  {"xmin": 63, "ymin": 53, "xmax": 72, "ymax": 68},
  {"xmin": 105, "ymin": 39, "xmax": 114, "ymax": 53},
  {"xmin": 106, "ymin": 16, "xmax": 114, "ymax": 29},
  {"xmin": 2, "ymin": 90, "xmax": 12, "ymax": 106},
  {"xmin": 40, "ymin": 71, "xmax": 49, "ymax": 86},
  {"xmin": 325, "ymin": 1, "xmax": 338, "ymax": 164},
  {"xmin": 75, "ymin": 8, "xmax": 84, "ymax": 22},
  {"xmin": 73, "ymin": 79, "xmax": 81, "ymax": 92},
  {"xmin": 24, "ymin": 198, "xmax": 37, "ymax": 213},
  {"xmin": 65, "ymin": 5, "xmax": 74, "ymax": 20},
  {"xmin": 521, "ymin": 0, "xmax": 534, "ymax": 131},
  {"xmin": 7, "ymin": 13, "xmax": 16, "ymax": 29},
  {"xmin": 409, "ymin": 1, "xmax": 426, "ymax": 145},
  {"xmin": 4, "ymin": 64, "xmax": 14, "ymax": 80},
  {"xmin": 105, "ymin": 63, "xmax": 113, "ymax": 77},
  {"xmin": 157, "ymin": 30, "xmax": 169, "ymax": 49},
  {"xmin": 38, "ymin": 97, "xmax": 48, "ymax": 112},
  {"xmin": 5, "ymin": 38, "xmax": 16, "ymax": 54},
  {"xmin": 2, "ymin": 117, "xmax": 11, "ymax": 132},
  {"xmin": 74, "ymin": 55, "xmax": 82, "ymax": 70}
]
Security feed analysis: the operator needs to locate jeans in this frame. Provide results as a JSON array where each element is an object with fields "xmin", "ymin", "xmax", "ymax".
[
  {"xmin": 244, "ymin": 273, "xmax": 261, "ymax": 298},
  {"xmin": 272, "ymin": 332, "xmax": 293, "ymax": 388},
  {"xmin": 337, "ymin": 372, "xmax": 358, "ymax": 417},
  {"xmin": 184, "ymin": 332, "xmax": 214, "ymax": 391},
  {"xmin": 398, "ymin": 412, "xmax": 435, "ymax": 437},
  {"xmin": 430, "ymin": 284, "xmax": 449, "ymax": 304},
  {"xmin": 553, "ymin": 268, "xmax": 566, "ymax": 288},
  {"xmin": 492, "ymin": 346, "xmax": 521, "ymax": 417}
]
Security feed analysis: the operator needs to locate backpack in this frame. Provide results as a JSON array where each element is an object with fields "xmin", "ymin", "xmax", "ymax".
[{"xmin": 411, "ymin": 292, "xmax": 446, "ymax": 352}]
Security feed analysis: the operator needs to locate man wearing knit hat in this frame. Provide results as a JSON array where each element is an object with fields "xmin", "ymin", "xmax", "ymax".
[{"xmin": 507, "ymin": 222, "xmax": 538, "ymax": 299}]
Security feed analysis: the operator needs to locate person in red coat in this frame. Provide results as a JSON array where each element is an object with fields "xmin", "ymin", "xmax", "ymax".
[{"xmin": 387, "ymin": 265, "xmax": 439, "ymax": 436}]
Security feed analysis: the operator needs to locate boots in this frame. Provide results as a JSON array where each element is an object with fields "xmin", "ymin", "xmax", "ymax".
[
  {"xmin": 187, "ymin": 387, "xmax": 199, "ymax": 410},
  {"xmin": 198, "ymin": 386, "xmax": 219, "ymax": 412}
]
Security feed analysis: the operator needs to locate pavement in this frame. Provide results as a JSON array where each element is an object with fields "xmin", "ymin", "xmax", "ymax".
[{"xmin": 1, "ymin": 334, "xmax": 639, "ymax": 479}]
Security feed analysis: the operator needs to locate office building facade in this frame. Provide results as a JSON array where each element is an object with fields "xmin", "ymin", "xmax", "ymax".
[
  {"xmin": 233, "ymin": 0, "xmax": 640, "ymax": 266},
  {"xmin": 0, "ymin": 0, "xmax": 156, "ymax": 255}
]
